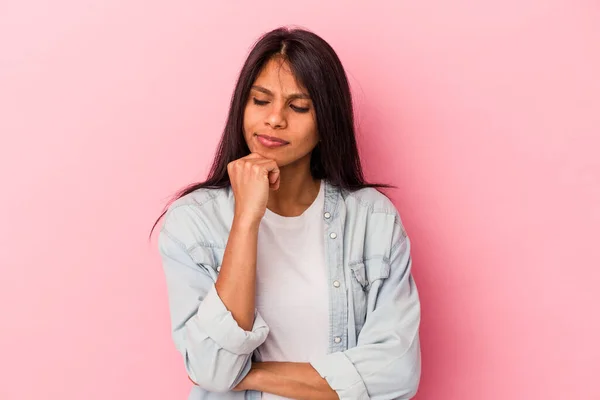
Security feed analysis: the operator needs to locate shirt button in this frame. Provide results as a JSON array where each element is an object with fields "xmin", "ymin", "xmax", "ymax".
[
  {"xmin": 217, "ymin": 266, "xmax": 221, "ymax": 272},
  {"xmin": 333, "ymin": 280, "xmax": 340, "ymax": 288},
  {"xmin": 334, "ymin": 337, "xmax": 341, "ymax": 343},
  {"xmin": 324, "ymin": 212, "xmax": 331, "ymax": 219},
  {"xmin": 329, "ymin": 232, "xmax": 337, "ymax": 239}
]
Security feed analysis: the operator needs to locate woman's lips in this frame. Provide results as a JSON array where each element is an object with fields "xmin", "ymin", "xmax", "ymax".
[{"xmin": 255, "ymin": 134, "xmax": 289, "ymax": 148}]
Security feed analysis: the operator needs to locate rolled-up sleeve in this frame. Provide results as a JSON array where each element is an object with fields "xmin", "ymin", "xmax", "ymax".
[
  {"xmin": 310, "ymin": 216, "xmax": 421, "ymax": 400},
  {"xmin": 158, "ymin": 224, "xmax": 269, "ymax": 393}
]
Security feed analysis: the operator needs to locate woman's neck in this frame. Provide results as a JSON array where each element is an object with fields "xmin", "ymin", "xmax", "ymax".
[{"xmin": 266, "ymin": 165, "xmax": 321, "ymax": 217}]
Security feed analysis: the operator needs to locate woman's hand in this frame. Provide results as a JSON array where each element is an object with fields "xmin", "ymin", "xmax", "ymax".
[{"xmin": 227, "ymin": 153, "xmax": 280, "ymax": 223}]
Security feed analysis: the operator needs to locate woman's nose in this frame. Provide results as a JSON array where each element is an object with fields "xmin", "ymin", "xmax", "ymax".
[{"xmin": 265, "ymin": 104, "xmax": 287, "ymax": 129}]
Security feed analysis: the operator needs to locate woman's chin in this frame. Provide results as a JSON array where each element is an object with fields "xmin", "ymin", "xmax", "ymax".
[{"xmin": 250, "ymin": 148, "xmax": 283, "ymax": 164}]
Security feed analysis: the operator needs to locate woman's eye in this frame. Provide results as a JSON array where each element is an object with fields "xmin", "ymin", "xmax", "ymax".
[
  {"xmin": 253, "ymin": 98, "xmax": 269, "ymax": 106},
  {"xmin": 290, "ymin": 105, "xmax": 310, "ymax": 113}
]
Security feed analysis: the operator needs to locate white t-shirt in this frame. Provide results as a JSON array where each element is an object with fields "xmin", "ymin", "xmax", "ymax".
[{"xmin": 255, "ymin": 180, "xmax": 329, "ymax": 400}]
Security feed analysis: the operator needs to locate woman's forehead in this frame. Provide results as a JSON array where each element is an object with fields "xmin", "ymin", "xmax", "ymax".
[{"xmin": 253, "ymin": 58, "xmax": 307, "ymax": 94}]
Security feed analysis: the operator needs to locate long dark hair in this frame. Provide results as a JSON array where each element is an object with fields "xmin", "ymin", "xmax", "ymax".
[{"xmin": 151, "ymin": 26, "xmax": 394, "ymax": 236}]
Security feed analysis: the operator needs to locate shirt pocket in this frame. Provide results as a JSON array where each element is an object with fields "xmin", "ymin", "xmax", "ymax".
[{"xmin": 349, "ymin": 259, "xmax": 392, "ymax": 336}]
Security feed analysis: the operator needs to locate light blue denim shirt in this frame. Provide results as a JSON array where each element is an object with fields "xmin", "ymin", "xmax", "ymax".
[{"xmin": 158, "ymin": 180, "xmax": 421, "ymax": 399}]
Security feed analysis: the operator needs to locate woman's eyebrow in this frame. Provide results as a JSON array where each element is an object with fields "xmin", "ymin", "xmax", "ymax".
[{"xmin": 251, "ymin": 85, "xmax": 311, "ymax": 100}]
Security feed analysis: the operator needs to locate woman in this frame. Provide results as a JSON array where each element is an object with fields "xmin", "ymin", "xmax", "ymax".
[{"xmin": 155, "ymin": 26, "xmax": 421, "ymax": 400}]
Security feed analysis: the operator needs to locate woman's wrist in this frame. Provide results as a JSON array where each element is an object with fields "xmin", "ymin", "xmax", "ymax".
[{"xmin": 233, "ymin": 213, "xmax": 261, "ymax": 230}]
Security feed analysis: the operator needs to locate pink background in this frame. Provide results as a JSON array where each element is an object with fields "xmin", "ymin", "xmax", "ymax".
[{"xmin": 1, "ymin": 1, "xmax": 599, "ymax": 399}]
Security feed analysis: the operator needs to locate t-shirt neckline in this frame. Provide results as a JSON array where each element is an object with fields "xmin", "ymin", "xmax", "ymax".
[{"xmin": 263, "ymin": 180, "xmax": 324, "ymax": 227}]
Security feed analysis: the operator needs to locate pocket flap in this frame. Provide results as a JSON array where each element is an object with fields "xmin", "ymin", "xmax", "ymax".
[{"xmin": 350, "ymin": 258, "xmax": 391, "ymax": 286}]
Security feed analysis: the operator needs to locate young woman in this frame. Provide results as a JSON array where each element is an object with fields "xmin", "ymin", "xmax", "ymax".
[{"xmin": 156, "ymin": 26, "xmax": 421, "ymax": 400}]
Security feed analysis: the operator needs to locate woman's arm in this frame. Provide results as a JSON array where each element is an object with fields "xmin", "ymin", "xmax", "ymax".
[
  {"xmin": 214, "ymin": 212, "xmax": 261, "ymax": 331},
  {"xmin": 233, "ymin": 362, "xmax": 338, "ymax": 400},
  {"xmin": 161, "ymin": 154, "xmax": 281, "ymax": 393},
  {"xmin": 217, "ymin": 151, "xmax": 282, "ymax": 330},
  {"xmin": 159, "ymin": 205, "xmax": 269, "ymax": 393},
  {"xmin": 308, "ymin": 218, "xmax": 421, "ymax": 399}
]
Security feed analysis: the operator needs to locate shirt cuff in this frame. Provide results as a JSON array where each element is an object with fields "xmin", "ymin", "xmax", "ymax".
[
  {"xmin": 310, "ymin": 351, "xmax": 370, "ymax": 400},
  {"xmin": 196, "ymin": 284, "xmax": 269, "ymax": 355}
]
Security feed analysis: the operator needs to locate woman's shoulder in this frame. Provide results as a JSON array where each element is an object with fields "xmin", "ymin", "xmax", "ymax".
[
  {"xmin": 341, "ymin": 185, "xmax": 398, "ymax": 216},
  {"xmin": 339, "ymin": 185, "xmax": 409, "ymax": 261},
  {"xmin": 160, "ymin": 185, "xmax": 234, "ymax": 245},
  {"xmin": 168, "ymin": 185, "xmax": 232, "ymax": 211}
]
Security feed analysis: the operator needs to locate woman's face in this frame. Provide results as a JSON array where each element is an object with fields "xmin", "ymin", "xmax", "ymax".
[{"xmin": 243, "ymin": 56, "xmax": 319, "ymax": 168}]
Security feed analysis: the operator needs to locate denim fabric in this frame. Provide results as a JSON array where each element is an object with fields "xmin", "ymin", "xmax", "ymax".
[{"xmin": 158, "ymin": 180, "xmax": 421, "ymax": 399}]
